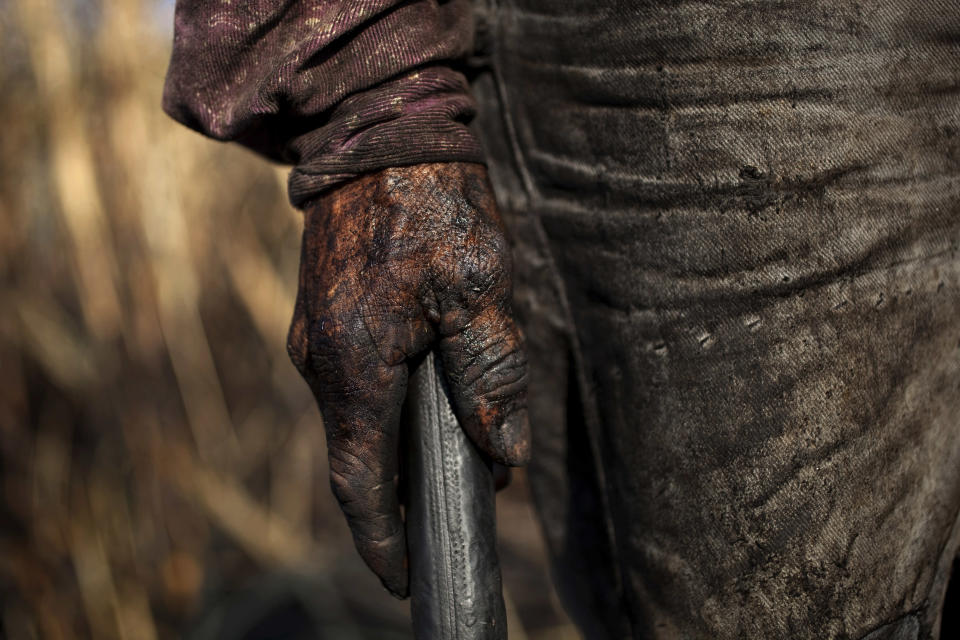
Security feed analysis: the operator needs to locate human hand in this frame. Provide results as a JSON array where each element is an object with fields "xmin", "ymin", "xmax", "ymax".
[{"xmin": 286, "ymin": 162, "xmax": 530, "ymax": 598}]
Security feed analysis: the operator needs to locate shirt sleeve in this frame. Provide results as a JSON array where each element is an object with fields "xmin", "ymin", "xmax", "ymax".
[{"xmin": 162, "ymin": 0, "xmax": 485, "ymax": 207}]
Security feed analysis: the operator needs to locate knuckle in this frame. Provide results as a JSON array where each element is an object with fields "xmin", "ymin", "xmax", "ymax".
[
  {"xmin": 307, "ymin": 333, "xmax": 343, "ymax": 383},
  {"xmin": 458, "ymin": 236, "xmax": 511, "ymax": 298},
  {"xmin": 290, "ymin": 309, "xmax": 363, "ymax": 383},
  {"xmin": 329, "ymin": 466, "xmax": 358, "ymax": 506},
  {"xmin": 286, "ymin": 311, "xmax": 308, "ymax": 374},
  {"xmin": 476, "ymin": 349, "xmax": 529, "ymax": 400},
  {"xmin": 327, "ymin": 447, "xmax": 396, "ymax": 535},
  {"xmin": 327, "ymin": 450, "xmax": 371, "ymax": 510},
  {"xmin": 451, "ymin": 325, "xmax": 529, "ymax": 400},
  {"xmin": 477, "ymin": 244, "xmax": 510, "ymax": 282}
]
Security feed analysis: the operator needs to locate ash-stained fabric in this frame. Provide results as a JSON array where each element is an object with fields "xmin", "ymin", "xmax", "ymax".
[
  {"xmin": 162, "ymin": 0, "xmax": 484, "ymax": 206},
  {"xmin": 472, "ymin": 2, "xmax": 960, "ymax": 638},
  {"xmin": 163, "ymin": 1, "xmax": 960, "ymax": 638}
]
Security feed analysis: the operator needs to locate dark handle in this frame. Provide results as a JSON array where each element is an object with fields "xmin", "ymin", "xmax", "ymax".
[{"xmin": 404, "ymin": 351, "xmax": 508, "ymax": 640}]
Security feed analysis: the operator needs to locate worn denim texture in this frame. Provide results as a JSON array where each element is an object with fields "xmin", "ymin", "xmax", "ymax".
[{"xmin": 469, "ymin": 1, "xmax": 960, "ymax": 638}]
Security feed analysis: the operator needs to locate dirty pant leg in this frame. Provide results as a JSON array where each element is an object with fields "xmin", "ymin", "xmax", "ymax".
[
  {"xmin": 541, "ymin": 201, "xmax": 960, "ymax": 638},
  {"xmin": 473, "ymin": 0, "xmax": 960, "ymax": 636}
]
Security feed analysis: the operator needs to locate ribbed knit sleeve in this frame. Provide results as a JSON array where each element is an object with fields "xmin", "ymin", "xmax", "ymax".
[{"xmin": 161, "ymin": 0, "xmax": 485, "ymax": 207}]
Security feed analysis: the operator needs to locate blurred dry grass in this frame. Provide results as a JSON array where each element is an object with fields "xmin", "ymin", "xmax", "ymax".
[{"xmin": 0, "ymin": 1, "xmax": 577, "ymax": 638}]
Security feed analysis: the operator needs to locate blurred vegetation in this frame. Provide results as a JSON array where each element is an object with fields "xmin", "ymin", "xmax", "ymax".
[{"xmin": 0, "ymin": 0, "xmax": 577, "ymax": 637}]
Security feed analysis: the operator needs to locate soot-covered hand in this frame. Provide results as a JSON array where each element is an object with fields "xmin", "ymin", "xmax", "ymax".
[{"xmin": 286, "ymin": 162, "xmax": 530, "ymax": 598}]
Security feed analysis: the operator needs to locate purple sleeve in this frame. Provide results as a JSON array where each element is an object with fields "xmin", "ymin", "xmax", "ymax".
[{"xmin": 162, "ymin": 0, "xmax": 485, "ymax": 207}]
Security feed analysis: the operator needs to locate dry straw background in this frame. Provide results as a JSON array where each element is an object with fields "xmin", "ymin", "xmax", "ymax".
[{"xmin": 0, "ymin": 1, "xmax": 577, "ymax": 637}]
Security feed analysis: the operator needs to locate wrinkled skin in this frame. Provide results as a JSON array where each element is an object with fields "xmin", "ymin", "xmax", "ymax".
[{"xmin": 287, "ymin": 162, "xmax": 530, "ymax": 598}]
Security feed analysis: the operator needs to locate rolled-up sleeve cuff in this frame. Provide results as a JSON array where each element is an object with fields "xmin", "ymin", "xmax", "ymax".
[{"xmin": 287, "ymin": 66, "xmax": 485, "ymax": 208}]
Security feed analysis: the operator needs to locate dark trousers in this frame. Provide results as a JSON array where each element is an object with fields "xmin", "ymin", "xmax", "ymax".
[{"xmin": 468, "ymin": 1, "xmax": 960, "ymax": 637}]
